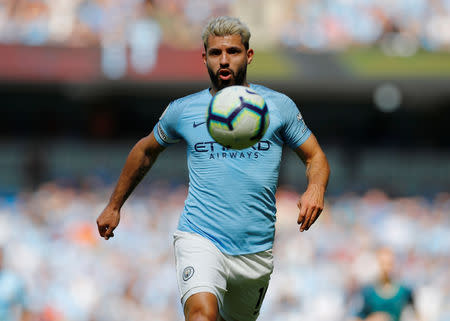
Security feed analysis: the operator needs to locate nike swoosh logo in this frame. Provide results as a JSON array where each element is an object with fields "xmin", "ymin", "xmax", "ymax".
[{"xmin": 193, "ymin": 121, "xmax": 206, "ymax": 128}]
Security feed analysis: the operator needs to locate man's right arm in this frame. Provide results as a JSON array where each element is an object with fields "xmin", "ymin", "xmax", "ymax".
[{"xmin": 96, "ymin": 131, "xmax": 165, "ymax": 240}]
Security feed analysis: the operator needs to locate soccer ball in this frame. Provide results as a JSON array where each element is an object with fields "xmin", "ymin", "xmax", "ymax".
[{"xmin": 207, "ymin": 86, "xmax": 269, "ymax": 150}]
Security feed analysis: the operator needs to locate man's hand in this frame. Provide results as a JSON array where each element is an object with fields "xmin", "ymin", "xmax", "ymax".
[
  {"xmin": 294, "ymin": 134, "xmax": 329, "ymax": 232},
  {"xmin": 97, "ymin": 206, "xmax": 120, "ymax": 240},
  {"xmin": 297, "ymin": 184, "xmax": 325, "ymax": 232}
]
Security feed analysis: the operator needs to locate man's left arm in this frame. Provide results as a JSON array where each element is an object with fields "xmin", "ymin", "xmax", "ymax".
[{"xmin": 294, "ymin": 133, "xmax": 330, "ymax": 232}]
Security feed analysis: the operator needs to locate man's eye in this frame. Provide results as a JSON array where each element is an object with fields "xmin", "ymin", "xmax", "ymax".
[{"xmin": 210, "ymin": 50, "xmax": 220, "ymax": 55}]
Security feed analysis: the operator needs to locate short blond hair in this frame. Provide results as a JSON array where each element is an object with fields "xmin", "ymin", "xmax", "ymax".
[{"xmin": 202, "ymin": 16, "xmax": 251, "ymax": 50}]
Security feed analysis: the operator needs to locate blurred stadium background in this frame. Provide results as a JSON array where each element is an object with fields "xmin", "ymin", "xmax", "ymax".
[{"xmin": 0, "ymin": 0, "xmax": 449, "ymax": 320}]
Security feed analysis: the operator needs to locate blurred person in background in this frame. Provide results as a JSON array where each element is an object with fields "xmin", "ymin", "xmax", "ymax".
[
  {"xmin": 0, "ymin": 247, "xmax": 31, "ymax": 321},
  {"xmin": 96, "ymin": 15, "xmax": 330, "ymax": 321},
  {"xmin": 351, "ymin": 247, "xmax": 422, "ymax": 321}
]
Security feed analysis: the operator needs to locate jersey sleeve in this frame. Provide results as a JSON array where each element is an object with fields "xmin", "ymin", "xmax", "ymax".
[
  {"xmin": 153, "ymin": 100, "xmax": 183, "ymax": 147},
  {"xmin": 279, "ymin": 95, "xmax": 311, "ymax": 149}
]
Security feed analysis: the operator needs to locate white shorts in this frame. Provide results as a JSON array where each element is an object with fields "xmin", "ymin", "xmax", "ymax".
[{"xmin": 173, "ymin": 230, "xmax": 274, "ymax": 321}]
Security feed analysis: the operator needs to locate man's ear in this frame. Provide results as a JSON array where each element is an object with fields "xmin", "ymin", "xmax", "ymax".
[
  {"xmin": 202, "ymin": 52, "xmax": 207, "ymax": 65},
  {"xmin": 247, "ymin": 48, "xmax": 254, "ymax": 64}
]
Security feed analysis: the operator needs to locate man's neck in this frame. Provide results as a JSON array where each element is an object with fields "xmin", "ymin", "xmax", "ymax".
[{"xmin": 210, "ymin": 81, "xmax": 250, "ymax": 96}]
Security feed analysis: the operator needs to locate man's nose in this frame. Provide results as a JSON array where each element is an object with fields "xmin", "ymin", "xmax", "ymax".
[{"xmin": 220, "ymin": 53, "xmax": 229, "ymax": 66}]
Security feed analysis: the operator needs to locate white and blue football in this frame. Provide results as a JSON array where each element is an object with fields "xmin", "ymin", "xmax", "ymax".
[{"xmin": 207, "ymin": 86, "xmax": 269, "ymax": 150}]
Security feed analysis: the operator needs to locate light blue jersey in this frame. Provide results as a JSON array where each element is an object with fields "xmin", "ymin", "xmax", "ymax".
[{"xmin": 154, "ymin": 84, "xmax": 311, "ymax": 255}]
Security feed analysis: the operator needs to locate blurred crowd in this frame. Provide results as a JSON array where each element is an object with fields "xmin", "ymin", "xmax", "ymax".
[
  {"xmin": 0, "ymin": 0, "xmax": 449, "ymax": 53},
  {"xmin": 277, "ymin": 0, "xmax": 450, "ymax": 53},
  {"xmin": 0, "ymin": 180, "xmax": 448, "ymax": 321},
  {"xmin": 0, "ymin": 0, "xmax": 227, "ymax": 49}
]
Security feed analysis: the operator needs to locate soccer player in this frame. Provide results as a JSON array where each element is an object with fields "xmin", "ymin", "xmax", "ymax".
[
  {"xmin": 97, "ymin": 16, "xmax": 330, "ymax": 321},
  {"xmin": 352, "ymin": 248, "xmax": 422, "ymax": 321}
]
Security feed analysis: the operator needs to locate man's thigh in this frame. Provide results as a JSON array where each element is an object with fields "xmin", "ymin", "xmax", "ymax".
[
  {"xmin": 184, "ymin": 292, "xmax": 220, "ymax": 321},
  {"xmin": 221, "ymin": 250, "xmax": 273, "ymax": 321},
  {"xmin": 173, "ymin": 230, "xmax": 228, "ymax": 308}
]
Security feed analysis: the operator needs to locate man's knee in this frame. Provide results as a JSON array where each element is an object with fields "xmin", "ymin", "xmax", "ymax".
[{"xmin": 185, "ymin": 292, "xmax": 220, "ymax": 321}]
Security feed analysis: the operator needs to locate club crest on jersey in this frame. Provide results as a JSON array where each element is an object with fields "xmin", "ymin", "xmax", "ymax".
[{"xmin": 183, "ymin": 266, "xmax": 194, "ymax": 281}]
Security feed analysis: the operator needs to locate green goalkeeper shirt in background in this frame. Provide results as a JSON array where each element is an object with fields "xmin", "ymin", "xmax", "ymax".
[{"xmin": 356, "ymin": 283, "xmax": 414, "ymax": 321}]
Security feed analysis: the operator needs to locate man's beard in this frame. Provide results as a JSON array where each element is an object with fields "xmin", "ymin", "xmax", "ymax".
[{"xmin": 207, "ymin": 63, "xmax": 247, "ymax": 91}]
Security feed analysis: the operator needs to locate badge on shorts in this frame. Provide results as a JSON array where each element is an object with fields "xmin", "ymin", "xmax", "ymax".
[{"xmin": 183, "ymin": 266, "xmax": 194, "ymax": 281}]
